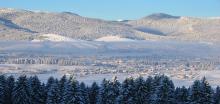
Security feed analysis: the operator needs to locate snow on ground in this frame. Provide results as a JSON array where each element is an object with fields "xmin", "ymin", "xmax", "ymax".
[
  {"xmin": 2, "ymin": 64, "xmax": 220, "ymax": 87},
  {"xmin": 95, "ymin": 36, "xmax": 135, "ymax": 42},
  {"xmin": 64, "ymin": 70, "xmax": 220, "ymax": 87},
  {"xmin": 32, "ymin": 34, "xmax": 75, "ymax": 42},
  {"xmin": 1, "ymin": 40, "xmax": 220, "ymax": 87},
  {"xmin": 5, "ymin": 68, "xmax": 220, "ymax": 87},
  {"xmin": 0, "ymin": 8, "xmax": 17, "ymax": 13}
]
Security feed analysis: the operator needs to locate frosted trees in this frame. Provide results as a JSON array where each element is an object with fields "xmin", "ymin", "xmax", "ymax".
[
  {"xmin": 99, "ymin": 78, "xmax": 121, "ymax": 104},
  {"xmin": 200, "ymin": 77, "xmax": 214, "ymax": 104},
  {"xmin": 5, "ymin": 76, "xmax": 15, "ymax": 104},
  {"xmin": 175, "ymin": 86, "xmax": 189, "ymax": 104},
  {"xmin": 46, "ymin": 79, "xmax": 60, "ymax": 104},
  {"xmin": 154, "ymin": 76, "xmax": 175, "ymax": 104},
  {"xmin": 99, "ymin": 79, "xmax": 109, "ymax": 104},
  {"xmin": 46, "ymin": 77, "xmax": 55, "ymax": 91},
  {"xmin": 0, "ymin": 75, "xmax": 219, "ymax": 104},
  {"xmin": 61, "ymin": 78, "xmax": 75, "ymax": 104},
  {"xmin": 80, "ymin": 82, "xmax": 89, "ymax": 104},
  {"xmin": 117, "ymin": 77, "xmax": 135, "ymax": 104},
  {"xmin": 12, "ymin": 76, "xmax": 31, "ymax": 104},
  {"xmin": 133, "ymin": 77, "xmax": 149, "ymax": 104},
  {"xmin": 214, "ymin": 86, "xmax": 220, "ymax": 104},
  {"xmin": 62, "ymin": 77, "xmax": 83, "ymax": 104},
  {"xmin": 190, "ymin": 80, "xmax": 201, "ymax": 103},
  {"xmin": 88, "ymin": 82, "xmax": 99, "ymax": 104},
  {"xmin": 109, "ymin": 77, "xmax": 121, "ymax": 104},
  {"xmin": 29, "ymin": 76, "xmax": 46, "ymax": 104},
  {"xmin": 58, "ymin": 75, "xmax": 67, "ymax": 104},
  {"xmin": 0, "ymin": 75, "xmax": 6, "ymax": 104},
  {"xmin": 144, "ymin": 76, "xmax": 154, "ymax": 103},
  {"xmin": 190, "ymin": 78, "xmax": 214, "ymax": 104}
]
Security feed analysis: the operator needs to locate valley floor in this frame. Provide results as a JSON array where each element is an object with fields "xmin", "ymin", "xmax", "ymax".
[
  {"xmin": 1, "ymin": 64, "xmax": 220, "ymax": 87},
  {"xmin": 0, "ymin": 40, "xmax": 220, "ymax": 87}
]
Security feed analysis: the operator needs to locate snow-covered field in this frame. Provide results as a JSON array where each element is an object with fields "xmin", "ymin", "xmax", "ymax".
[
  {"xmin": 1, "ymin": 40, "xmax": 220, "ymax": 86},
  {"xmin": 2, "ymin": 64, "xmax": 220, "ymax": 87}
]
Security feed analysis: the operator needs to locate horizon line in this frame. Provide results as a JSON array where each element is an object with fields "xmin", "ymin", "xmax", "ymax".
[{"xmin": 1, "ymin": 7, "xmax": 220, "ymax": 21}]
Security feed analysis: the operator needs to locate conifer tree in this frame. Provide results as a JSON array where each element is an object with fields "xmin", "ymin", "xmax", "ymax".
[
  {"xmin": 149, "ymin": 76, "xmax": 162, "ymax": 103},
  {"xmin": 0, "ymin": 75, "xmax": 6, "ymax": 104},
  {"xmin": 118, "ymin": 77, "xmax": 135, "ymax": 104},
  {"xmin": 80, "ymin": 82, "xmax": 89, "ymax": 104},
  {"xmin": 190, "ymin": 80, "xmax": 202, "ymax": 104},
  {"xmin": 5, "ymin": 76, "xmax": 15, "ymax": 104},
  {"xmin": 99, "ymin": 78, "xmax": 121, "ymax": 104},
  {"xmin": 58, "ymin": 75, "xmax": 67, "ymax": 103},
  {"xmin": 46, "ymin": 79, "xmax": 60, "ymax": 104},
  {"xmin": 133, "ymin": 76, "xmax": 150, "ymax": 104},
  {"xmin": 46, "ymin": 77, "xmax": 55, "ymax": 91},
  {"xmin": 145, "ymin": 76, "xmax": 154, "ymax": 103},
  {"xmin": 62, "ymin": 77, "xmax": 83, "ymax": 104},
  {"xmin": 29, "ymin": 76, "xmax": 45, "ymax": 104},
  {"xmin": 99, "ymin": 79, "xmax": 109, "ymax": 104},
  {"xmin": 12, "ymin": 76, "xmax": 31, "ymax": 104},
  {"xmin": 175, "ymin": 86, "xmax": 189, "ymax": 104},
  {"xmin": 89, "ymin": 82, "xmax": 99, "ymax": 104},
  {"xmin": 110, "ymin": 76, "xmax": 121, "ymax": 104},
  {"xmin": 214, "ymin": 86, "xmax": 220, "ymax": 104},
  {"xmin": 200, "ymin": 77, "xmax": 214, "ymax": 104},
  {"xmin": 154, "ymin": 76, "xmax": 175, "ymax": 104},
  {"xmin": 62, "ymin": 78, "xmax": 75, "ymax": 104},
  {"xmin": 70, "ymin": 79, "xmax": 83, "ymax": 104}
]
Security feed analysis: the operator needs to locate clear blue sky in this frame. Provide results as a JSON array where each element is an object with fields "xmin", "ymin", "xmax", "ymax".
[{"xmin": 0, "ymin": 0, "xmax": 220, "ymax": 20}]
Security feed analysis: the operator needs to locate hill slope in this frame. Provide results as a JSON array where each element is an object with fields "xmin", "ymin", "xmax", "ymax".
[
  {"xmin": 0, "ymin": 8, "xmax": 220, "ymax": 42},
  {"xmin": 128, "ymin": 13, "xmax": 220, "ymax": 42},
  {"xmin": 0, "ymin": 8, "xmax": 160, "ymax": 41}
]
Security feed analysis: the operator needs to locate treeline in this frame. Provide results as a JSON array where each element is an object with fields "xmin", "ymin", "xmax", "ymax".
[
  {"xmin": 1, "ymin": 58, "xmax": 81, "ymax": 66},
  {"xmin": 0, "ymin": 75, "xmax": 220, "ymax": 104}
]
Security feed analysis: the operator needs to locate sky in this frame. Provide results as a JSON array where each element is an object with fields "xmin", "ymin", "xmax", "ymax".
[{"xmin": 0, "ymin": 0, "xmax": 220, "ymax": 20}]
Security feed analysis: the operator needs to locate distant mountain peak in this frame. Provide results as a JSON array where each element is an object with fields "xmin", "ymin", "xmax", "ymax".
[
  {"xmin": 145, "ymin": 13, "xmax": 180, "ymax": 20},
  {"xmin": 0, "ymin": 8, "xmax": 220, "ymax": 42},
  {"xmin": 61, "ymin": 12, "xmax": 80, "ymax": 16},
  {"xmin": 0, "ymin": 8, "xmax": 16, "ymax": 11},
  {"xmin": 0, "ymin": 8, "xmax": 31, "ymax": 13}
]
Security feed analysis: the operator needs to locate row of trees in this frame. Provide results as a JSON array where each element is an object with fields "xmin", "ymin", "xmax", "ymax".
[
  {"xmin": 0, "ymin": 75, "xmax": 219, "ymax": 104},
  {"xmin": 3, "ymin": 58, "xmax": 81, "ymax": 66}
]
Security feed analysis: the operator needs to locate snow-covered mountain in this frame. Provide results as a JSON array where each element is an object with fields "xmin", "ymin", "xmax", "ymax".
[
  {"xmin": 0, "ymin": 8, "xmax": 220, "ymax": 42},
  {"xmin": 128, "ymin": 14, "xmax": 220, "ymax": 42}
]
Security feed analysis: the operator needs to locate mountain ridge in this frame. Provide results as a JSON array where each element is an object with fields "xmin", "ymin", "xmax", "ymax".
[
  {"xmin": 0, "ymin": 8, "xmax": 220, "ymax": 42},
  {"xmin": 144, "ymin": 13, "xmax": 180, "ymax": 20}
]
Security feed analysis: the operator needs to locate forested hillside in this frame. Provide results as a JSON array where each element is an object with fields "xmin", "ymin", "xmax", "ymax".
[{"xmin": 1, "ymin": 8, "xmax": 220, "ymax": 42}]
